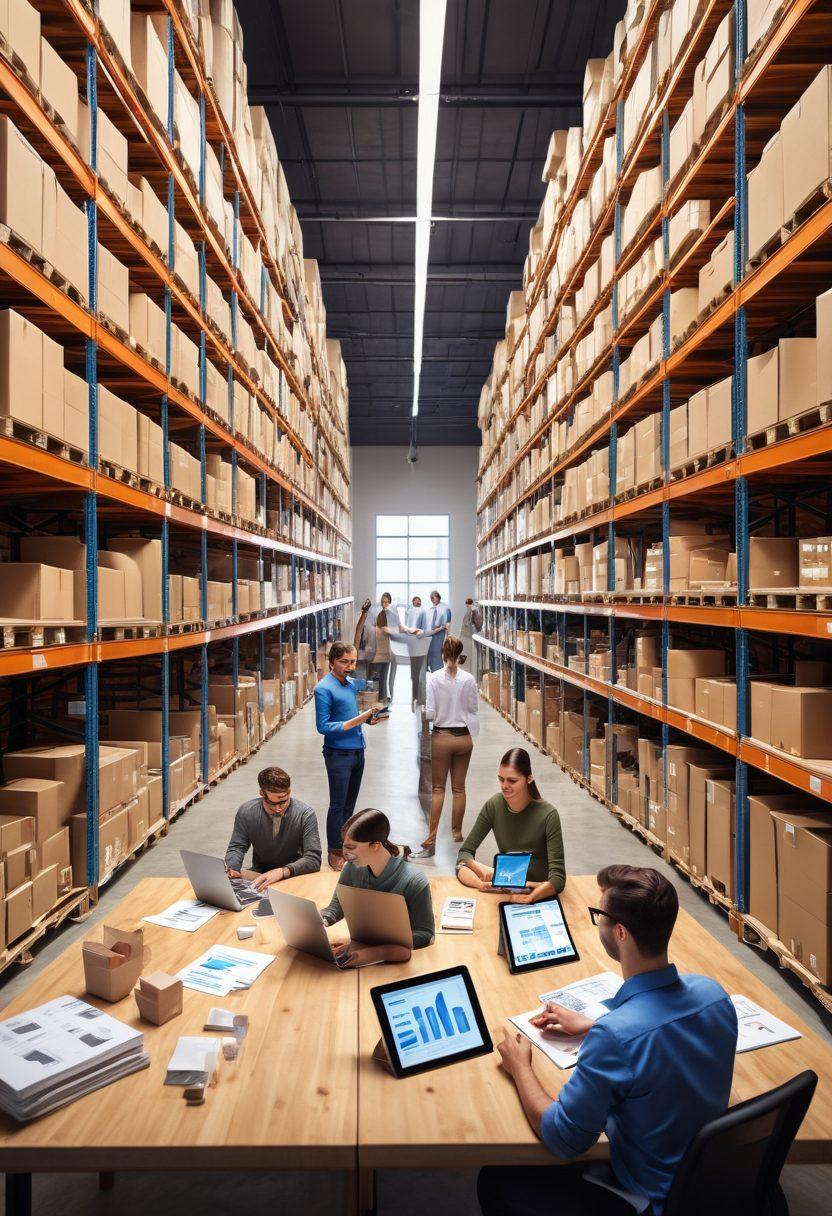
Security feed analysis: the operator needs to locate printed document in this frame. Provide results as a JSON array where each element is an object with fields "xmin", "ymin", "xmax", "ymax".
[
  {"xmin": 144, "ymin": 899, "xmax": 220, "ymax": 932},
  {"xmin": 732, "ymin": 996, "xmax": 801, "ymax": 1053},
  {"xmin": 509, "ymin": 971, "xmax": 623, "ymax": 1070},
  {"xmin": 440, "ymin": 897, "xmax": 476, "ymax": 932},
  {"xmin": 178, "ymin": 944, "xmax": 274, "ymax": 996}
]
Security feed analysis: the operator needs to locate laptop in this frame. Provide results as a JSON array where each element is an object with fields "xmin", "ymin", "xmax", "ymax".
[
  {"xmin": 180, "ymin": 850, "xmax": 262, "ymax": 912},
  {"xmin": 336, "ymin": 885, "xmax": 413, "ymax": 950},
  {"xmin": 268, "ymin": 889, "xmax": 350, "ymax": 967}
]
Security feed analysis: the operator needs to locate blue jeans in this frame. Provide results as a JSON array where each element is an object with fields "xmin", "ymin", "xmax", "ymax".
[{"xmin": 323, "ymin": 747, "xmax": 366, "ymax": 848}]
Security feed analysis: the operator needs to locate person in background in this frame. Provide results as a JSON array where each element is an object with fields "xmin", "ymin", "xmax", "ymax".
[
  {"xmin": 314, "ymin": 641, "xmax": 386, "ymax": 871},
  {"xmin": 405, "ymin": 594, "xmax": 428, "ymax": 708},
  {"xmin": 320, "ymin": 808, "xmax": 435, "ymax": 965},
  {"xmin": 225, "ymin": 765, "xmax": 321, "ymax": 889},
  {"xmin": 425, "ymin": 589, "xmax": 451, "ymax": 672},
  {"xmin": 411, "ymin": 636, "xmax": 479, "ymax": 860},
  {"xmin": 479, "ymin": 865, "xmax": 738, "ymax": 1216},
  {"xmin": 459, "ymin": 596, "xmax": 483, "ymax": 682},
  {"xmin": 456, "ymin": 747, "xmax": 565, "ymax": 903},
  {"xmin": 354, "ymin": 592, "xmax": 400, "ymax": 703}
]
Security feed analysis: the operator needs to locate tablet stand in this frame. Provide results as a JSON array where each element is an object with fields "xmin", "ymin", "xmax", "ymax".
[
  {"xmin": 497, "ymin": 921, "xmax": 507, "ymax": 958},
  {"xmin": 371, "ymin": 1038, "xmax": 396, "ymax": 1075}
]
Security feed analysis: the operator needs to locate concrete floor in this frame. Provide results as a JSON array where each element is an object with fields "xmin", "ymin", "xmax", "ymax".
[{"xmin": 1, "ymin": 664, "xmax": 829, "ymax": 1214}]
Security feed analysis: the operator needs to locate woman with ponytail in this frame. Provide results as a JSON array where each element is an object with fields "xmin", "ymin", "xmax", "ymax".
[
  {"xmin": 455, "ymin": 748, "xmax": 566, "ymax": 904},
  {"xmin": 411, "ymin": 634, "xmax": 479, "ymax": 860},
  {"xmin": 320, "ymin": 808, "xmax": 435, "ymax": 965}
]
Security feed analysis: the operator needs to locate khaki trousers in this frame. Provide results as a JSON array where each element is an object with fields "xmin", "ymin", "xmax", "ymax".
[{"xmin": 424, "ymin": 729, "xmax": 473, "ymax": 845}]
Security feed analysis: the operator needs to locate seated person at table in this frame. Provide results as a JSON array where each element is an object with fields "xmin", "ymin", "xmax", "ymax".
[
  {"xmin": 455, "ymin": 748, "xmax": 565, "ymax": 904},
  {"xmin": 225, "ymin": 766, "xmax": 322, "ymax": 891},
  {"xmin": 320, "ymin": 808, "xmax": 434, "ymax": 966},
  {"xmin": 480, "ymin": 865, "xmax": 738, "ymax": 1216}
]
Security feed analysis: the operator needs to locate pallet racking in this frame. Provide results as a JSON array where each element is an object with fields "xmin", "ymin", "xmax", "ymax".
[
  {"xmin": 0, "ymin": 0, "xmax": 353, "ymax": 969},
  {"xmin": 475, "ymin": 0, "xmax": 832, "ymax": 1010}
]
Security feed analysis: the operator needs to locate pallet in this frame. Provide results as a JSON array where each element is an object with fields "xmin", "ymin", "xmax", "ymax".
[
  {"xmin": 667, "ymin": 854, "xmax": 735, "ymax": 914},
  {"xmin": 99, "ymin": 622, "xmax": 164, "ymax": 641},
  {"xmin": 747, "ymin": 588, "xmax": 802, "ymax": 610},
  {"xmin": 669, "ymin": 590, "xmax": 738, "ymax": 607},
  {"xmin": 0, "ymin": 887, "xmax": 91, "ymax": 975},
  {"xmin": 206, "ymin": 754, "xmax": 240, "ymax": 786},
  {"xmin": 746, "ymin": 402, "xmax": 832, "ymax": 452},
  {"xmin": 0, "ymin": 415, "xmax": 89, "ymax": 468},
  {"xmin": 168, "ymin": 489, "xmax": 203, "ymax": 513},
  {"xmin": 100, "ymin": 459, "xmax": 140, "ymax": 489},
  {"xmin": 167, "ymin": 619, "xmax": 205, "ymax": 635},
  {"xmin": 794, "ymin": 590, "xmax": 832, "ymax": 613},
  {"xmin": 1, "ymin": 621, "xmax": 86, "ymax": 650},
  {"xmin": 668, "ymin": 442, "xmax": 732, "ymax": 481},
  {"xmin": 97, "ymin": 313, "xmax": 131, "ymax": 348},
  {"xmin": 618, "ymin": 475, "xmax": 662, "ymax": 503},
  {"xmin": 609, "ymin": 591, "xmax": 664, "ymax": 604},
  {"xmin": 780, "ymin": 179, "xmax": 832, "ymax": 242},
  {"xmin": 737, "ymin": 914, "xmax": 832, "ymax": 1015},
  {"xmin": 138, "ymin": 473, "xmax": 166, "ymax": 499},
  {"xmin": 169, "ymin": 782, "xmax": 206, "ymax": 822}
]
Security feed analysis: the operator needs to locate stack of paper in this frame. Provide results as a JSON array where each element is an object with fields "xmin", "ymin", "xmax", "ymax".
[
  {"xmin": 732, "ymin": 996, "xmax": 801, "ymax": 1052},
  {"xmin": 164, "ymin": 1037, "xmax": 221, "ymax": 1087},
  {"xmin": 440, "ymin": 897, "xmax": 477, "ymax": 933},
  {"xmin": 0, "ymin": 996, "xmax": 149, "ymax": 1121},
  {"xmin": 178, "ymin": 944, "xmax": 274, "ymax": 996}
]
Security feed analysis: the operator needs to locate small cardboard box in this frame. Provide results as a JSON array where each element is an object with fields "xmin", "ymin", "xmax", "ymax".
[
  {"xmin": 83, "ymin": 925, "xmax": 145, "ymax": 1002},
  {"xmin": 748, "ymin": 537, "xmax": 798, "ymax": 590},
  {"xmin": 4, "ymin": 842, "xmax": 36, "ymax": 891},
  {"xmin": 5, "ymin": 880, "xmax": 33, "ymax": 944},
  {"xmin": 31, "ymin": 864, "xmax": 58, "ymax": 921},
  {"xmin": 0, "ymin": 779, "xmax": 65, "ymax": 843},
  {"xmin": 705, "ymin": 778, "xmax": 736, "ymax": 898},
  {"xmin": 0, "ymin": 563, "xmax": 74, "ymax": 621},
  {"xmin": 134, "ymin": 971, "xmax": 183, "ymax": 1025},
  {"xmin": 772, "ymin": 811, "xmax": 832, "ymax": 984},
  {"xmin": 769, "ymin": 687, "xmax": 832, "ymax": 759},
  {"xmin": 0, "ymin": 813, "xmax": 35, "ymax": 853},
  {"xmin": 38, "ymin": 826, "xmax": 71, "ymax": 886},
  {"xmin": 688, "ymin": 764, "xmax": 734, "ymax": 881}
]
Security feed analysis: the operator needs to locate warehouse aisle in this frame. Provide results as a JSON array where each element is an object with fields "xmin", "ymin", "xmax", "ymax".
[{"xmin": 0, "ymin": 681, "xmax": 828, "ymax": 1214}]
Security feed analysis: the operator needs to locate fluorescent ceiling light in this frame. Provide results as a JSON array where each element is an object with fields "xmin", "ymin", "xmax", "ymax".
[{"xmin": 412, "ymin": 0, "xmax": 447, "ymax": 419}]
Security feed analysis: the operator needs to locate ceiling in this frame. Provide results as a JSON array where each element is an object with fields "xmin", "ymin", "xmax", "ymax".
[{"xmin": 237, "ymin": 0, "xmax": 626, "ymax": 446}]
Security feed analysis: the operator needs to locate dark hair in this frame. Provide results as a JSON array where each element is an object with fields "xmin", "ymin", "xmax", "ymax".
[
  {"xmin": 499, "ymin": 747, "xmax": 541, "ymax": 800},
  {"xmin": 380, "ymin": 591, "xmax": 392, "ymax": 606},
  {"xmin": 430, "ymin": 589, "xmax": 441, "ymax": 602},
  {"xmin": 328, "ymin": 641, "xmax": 356, "ymax": 665},
  {"xmin": 442, "ymin": 635, "xmax": 465, "ymax": 664},
  {"xmin": 258, "ymin": 766, "xmax": 290, "ymax": 793},
  {"xmin": 341, "ymin": 808, "xmax": 400, "ymax": 856},
  {"xmin": 597, "ymin": 864, "xmax": 679, "ymax": 957}
]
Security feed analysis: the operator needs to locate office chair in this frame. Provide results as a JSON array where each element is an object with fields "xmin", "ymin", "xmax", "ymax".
[{"xmin": 662, "ymin": 1069, "xmax": 818, "ymax": 1216}]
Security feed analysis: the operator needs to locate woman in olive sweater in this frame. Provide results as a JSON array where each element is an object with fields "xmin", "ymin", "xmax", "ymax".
[
  {"xmin": 456, "ymin": 747, "xmax": 566, "ymax": 904},
  {"xmin": 321, "ymin": 808, "xmax": 435, "ymax": 966}
]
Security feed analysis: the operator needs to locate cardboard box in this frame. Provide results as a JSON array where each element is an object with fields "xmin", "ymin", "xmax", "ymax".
[
  {"xmin": 748, "ymin": 537, "xmax": 798, "ymax": 589},
  {"xmin": 0, "ymin": 779, "xmax": 64, "ymax": 843},
  {"xmin": 705, "ymin": 777, "xmax": 735, "ymax": 897},
  {"xmin": 799, "ymin": 537, "xmax": 832, "ymax": 587},
  {"xmin": 40, "ymin": 36, "xmax": 78, "ymax": 132},
  {"xmin": 0, "ymin": 309, "xmax": 47, "ymax": 429},
  {"xmin": 134, "ymin": 971, "xmax": 183, "ymax": 1025},
  {"xmin": 130, "ymin": 13, "xmax": 169, "ymax": 127},
  {"xmin": 83, "ymin": 925, "xmax": 144, "ymax": 1002},
  {"xmin": 666, "ymin": 649, "xmax": 727, "ymax": 679},
  {"xmin": 773, "ymin": 810, "xmax": 832, "ymax": 983},
  {"xmin": 97, "ymin": 242, "xmax": 130, "ymax": 333},
  {"xmin": 4, "ymin": 842, "xmax": 36, "ymax": 891},
  {"xmin": 32, "ymin": 864, "xmax": 58, "ymax": 921},
  {"xmin": 817, "ymin": 286, "xmax": 832, "ymax": 406},
  {"xmin": 126, "ymin": 785, "xmax": 149, "ymax": 849},
  {"xmin": 698, "ymin": 231, "xmax": 734, "ymax": 315},
  {"xmin": 0, "ymin": 814, "xmax": 35, "ymax": 853},
  {"xmin": 78, "ymin": 102, "xmax": 128, "ymax": 207},
  {"xmin": 63, "ymin": 369, "xmax": 89, "ymax": 453},
  {"xmin": 0, "ymin": 0, "xmax": 40, "ymax": 83},
  {"xmin": 109, "ymin": 538, "xmax": 163, "ymax": 622},
  {"xmin": 748, "ymin": 132, "xmax": 783, "ymax": 262},
  {"xmin": 70, "ymin": 808, "xmax": 130, "ymax": 882},
  {"xmin": 707, "ymin": 375, "xmax": 732, "ymax": 451},
  {"xmin": 99, "ymin": 551, "xmax": 142, "ymax": 619},
  {"xmin": 137, "ymin": 413, "xmax": 164, "ymax": 487},
  {"xmin": 38, "ymin": 826, "xmax": 71, "ymax": 883},
  {"xmin": 688, "ymin": 763, "xmax": 734, "ymax": 880},
  {"xmin": 769, "ymin": 686, "xmax": 832, "ymax": 759},
  {"xmin": 781, "ymin": 65, "xmax": 832, "ymax": 221},
  {"xmin": 0, "ymin": 563, "xmax": 74, "ymax": 621},
  {"xmin": 5, "ymin": 881, "xmax": 33, "ymax": 944},
  {"xmin": 0, "ymin": 115, "xmax": 44, "ymax": 253},
  {"xmin": 748, "ymin": 794, "xmax": 813, "ymax": 933}
]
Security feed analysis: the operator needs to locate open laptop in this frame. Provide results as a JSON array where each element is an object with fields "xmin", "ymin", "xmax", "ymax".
[
  {"xmin": 269, "ymin": 886, "xmax": 412, "ymax": 966},
  {"xmin": 180, "ymin": 850, "xmax": 262, "ymax": 912}
]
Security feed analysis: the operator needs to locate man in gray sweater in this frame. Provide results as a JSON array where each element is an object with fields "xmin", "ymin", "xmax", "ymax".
[{"xmin": 225, "ymin": 765, "xmax": 322, "ymax": 891}]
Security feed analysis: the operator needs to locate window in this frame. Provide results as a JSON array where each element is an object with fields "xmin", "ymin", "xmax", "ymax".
[{"xmin": 375, "ymin": 515, "xmax": 450, "ymax": 614}]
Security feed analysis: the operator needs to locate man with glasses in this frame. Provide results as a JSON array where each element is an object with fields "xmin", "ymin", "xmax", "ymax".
[
  {"xmin": 225, "ymin": 765, "xmax": 321, "ymax": 891},
  {"xmin": 480, "ymin": 864, "xmax": 738, "ymax": 1216}
]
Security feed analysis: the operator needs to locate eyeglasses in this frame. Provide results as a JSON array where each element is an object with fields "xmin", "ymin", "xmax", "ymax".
[
  {"xmin": 262, "ymin": 792, "xmax": 291, "ymax": 808},
  {"xmin": 588, "ymin": 906, "xmax": 634, "ymax": 934}
]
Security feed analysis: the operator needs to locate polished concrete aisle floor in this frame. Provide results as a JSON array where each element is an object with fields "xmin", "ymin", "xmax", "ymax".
[{"xmin": 0, "ymin": 668, "xmax": 829, "ymax": 1213}]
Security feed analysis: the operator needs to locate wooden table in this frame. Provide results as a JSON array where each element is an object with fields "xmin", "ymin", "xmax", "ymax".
[
  {"xmin": 0, "ymin": 875, "xmax": 358, "ymax": 1214},
  {"xmin": 1, "ymin": 873, "xmax": 830, "ymax": 1216},
  {"xmin": 357, "ymin": 877, "xmax": 832, "ymax": 1177}
]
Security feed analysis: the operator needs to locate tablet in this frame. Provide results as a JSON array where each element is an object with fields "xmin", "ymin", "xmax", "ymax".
[
  {"xmin": 491, "ymin": 851, "xmax": 533, "ymax": 892},
  {"xmin": 371, "ymin": 966, "xmax": 493, "ymax": 1078},
  {"xmin": 499, "ymin": 898, "xmax": 580, "ymax": 974}
]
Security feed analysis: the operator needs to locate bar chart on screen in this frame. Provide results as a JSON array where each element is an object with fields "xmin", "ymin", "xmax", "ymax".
[{"xmin": 381, "ymin": 974, "xmax": 483, "ymax": 1067}]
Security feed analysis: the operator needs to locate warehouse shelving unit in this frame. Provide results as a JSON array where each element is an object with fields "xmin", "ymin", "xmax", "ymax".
[
  {"xmin": 0, "ymin": 1, "xmax": 353, "ymax": 970},
  {"xmin": 475, "ymin": 0, "xmax": 832, "ymax": 1010}
]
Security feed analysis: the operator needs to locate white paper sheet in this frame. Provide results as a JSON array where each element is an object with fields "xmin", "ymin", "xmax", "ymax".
[
  {"xmin": 178, "ymin": 944, "xmax": 274, "ymax": 996},
  {"xmin": 144, "ymin": 899, "xmax": 220, "ymax": 932},
  {"xmin": 538, "ymin": 971, "xmax": 623, "ymax": 1018},
  {"xmin": 440, "ymin": 897, "xmax": 476, "ymax": 932},
  {"xmin": 732, "ymin": 996, "xmax": 801, "ymax": 1053}
]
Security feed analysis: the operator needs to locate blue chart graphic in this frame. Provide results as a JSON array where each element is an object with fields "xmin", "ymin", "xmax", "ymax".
[{"xmin": 383, "ymin": 977, "xmax": 482, "ymax": 1066}]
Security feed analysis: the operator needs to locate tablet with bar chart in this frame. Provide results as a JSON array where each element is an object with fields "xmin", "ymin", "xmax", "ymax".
[{"xmin": 371, "ymin": 966, "xmax": 493, "ymax": 1078}]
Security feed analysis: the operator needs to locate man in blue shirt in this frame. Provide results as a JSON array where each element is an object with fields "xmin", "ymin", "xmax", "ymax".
[
  {"xmin": 425, "ymin": 589, "xmax": 451, "ymax": 672},
  {"xmin": 480, "ymin": 864, "xmax": 738, "ymax": 1216},
  {"xmin": 314, "ymin": 641, "xmax": 386, "ymax": 871},
  {"xmin": 405, "ymin": 595, "xmax": 428, "ymax": 707}
]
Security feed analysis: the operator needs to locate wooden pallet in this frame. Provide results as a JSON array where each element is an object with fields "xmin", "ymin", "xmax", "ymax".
[
  {"xmin": 167, "ymin": 619, "xmax": 205, "ymax": 635},
  {"xmin": 667, "ymin": 854, "xmax": 735, "ymax": 914},
  {"xmin": 138, "ymin": 474, "xmax": 166, "ymax": 499},
  {"xmin": 0, "ymin": 887, "xmax": 91, "ymax": 975},
  {"xmin": 100, "ymin": 459, "xmax": 140, "ymax": 489},
  {"xmin": 618, "ymin": 475, "xmax": 662, "ymax": 503},
  {"xmin": 99, "ymin": 622, "xmax": 164, "ymax": 641},
  {"xmin": 1, "ymin": 621, "xmax": 85, "ymax": 650},
  {"xmin": 609, "ymin": 591, "xmax": 664, "ymax": 604},
  {"xmin": 668, "ymin": 442, "xmax": 733, "ymax": 481},
  {"xmin": 669, "ymin": 589, "xmax": 738, "ymax": 606},
  {"xmin": 794, "ymin": 589, "xmax": 832, "ymax": 613},
  {"xmin": 780, "ymin": 179, "xmax": 832, "ymax": 242},
  {"xmin": 737, "ymin": 913, "xmax": 832, "ymax": 1015},
  {"xmin": 749, "ymin": 402, "xmax": 832, "ymax": 453},
  {"xmin": 747, "ymin": 588, "xmax": 802, "ymax": 610}
]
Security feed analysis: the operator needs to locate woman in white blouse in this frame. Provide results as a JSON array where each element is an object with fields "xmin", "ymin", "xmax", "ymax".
[{"xmin": 411, "ymin": 635, "xmax": 479, "ymax": 860}]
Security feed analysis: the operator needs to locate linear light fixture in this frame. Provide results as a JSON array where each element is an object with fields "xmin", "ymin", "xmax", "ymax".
[{"xmin": 412, "ymin": 0, "xmax": 447, "ymax": 420}]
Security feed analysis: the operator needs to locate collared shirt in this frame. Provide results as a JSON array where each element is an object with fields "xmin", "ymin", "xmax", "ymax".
[
  {"xmin": 314, "ymin": 671, "xmax": 368, "ymax": 749},
  {"xmin": 541, "ymin": 965, "xmax": 738, "ymax": 1215},
  {"xmin": 427, "ymin": 602, "xmax": 451, "ymax": 640},
  {"xmin": 224, "ymin": 797, "xmax": 322, "ymax": 876},
  {"xmin": 405, "ymin": 606, "xmax": 426, "ymax": 630},
  {"xmin": 425, "ymin": 665, "xmax": 479, "ymax": 736}
]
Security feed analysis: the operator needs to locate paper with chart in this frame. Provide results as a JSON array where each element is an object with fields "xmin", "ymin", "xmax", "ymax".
[
  {"xmin": 0, "ymin": 995, "xmax": 148, "ymax": 1120},
  {"xmin": 509, "ymin": 972, "xmax": 623, "ymax": 1070},
  {"xmin": 144, "ymin": 899, "xmax": 220, "ymax": 932},
  {"xmin": 178, "ymin": 943, "xmax": 274, "ymax": 995},
  {"xmin": 732, "ymin": 996, "xmax": 801, "ymax": 1053}
]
